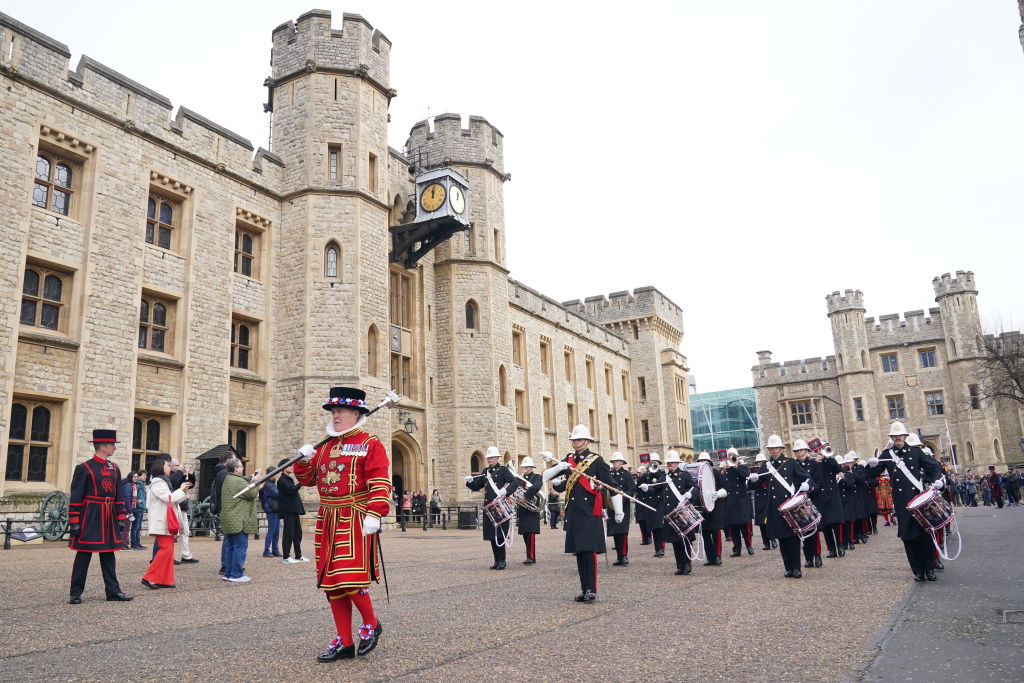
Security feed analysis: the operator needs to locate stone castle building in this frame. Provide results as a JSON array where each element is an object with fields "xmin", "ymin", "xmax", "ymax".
[
  {"xmin": 0, "ymin": 9, "xmax": 693, "ymax": 503},
  {"xmin": 753, "ymin": 271, "xmax": 1023, "ymax": 470}
]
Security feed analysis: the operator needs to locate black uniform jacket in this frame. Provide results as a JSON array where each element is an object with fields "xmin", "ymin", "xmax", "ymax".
[
  {"xmin": 516, "ymin": 471, "xmax": 543, "ymax": 535},
  {"xmin": 636, "ymin": 468, "xmax": 668, "ymax": 528},
  {"xmin": 661, "ymin": 468, "xmax": 698, "ymax": 543},
  {"xmin": 807, "ymin": 456, "xmax": 844, "ymax": 526},
  {"xmin": 753, "ymin": 474, "xmax": 771, "ymax": 525},
  {"xmin": 701, "ymin": 467, "xmax": 728, "ymax": 531},
  {"xmin": 466, "ymin": 463, "xmax": 520, "ymax": 541},
  {"xmin": 605, "ymin": 466, "xmax": 634, "ymax": 536},
  {"xmin": 866, "ymin": 445, "xmax": 942, "ymax": 540},
  {"xmin": 69, "ymin": 455, "xmax": 127, "ymax": 552},
  {"xmin": 753, "ymin": 455, "xmax": 810, "ymax": 539},
  {"xmin": 555, "ymin": 449, "xmax": 614, "ymax": 554},
  {"xmin": 722, "ymin": 464, "xmax": 752, "ymax": 527}
]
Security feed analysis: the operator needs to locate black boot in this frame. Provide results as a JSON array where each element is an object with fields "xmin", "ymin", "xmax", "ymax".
[{"xmin": 357, "ymin": 621, "xmax": 383, "ymax": 656}]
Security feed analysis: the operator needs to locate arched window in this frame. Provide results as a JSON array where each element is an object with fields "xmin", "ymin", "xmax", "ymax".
[
  {"xmin": 146, "ymin": 195, "xmax": 175, "ymax": 250},
  {"xmin": 32, "ymin": 154, "xmax": 75, "ymax": 215},
  {"xmin": 994, "ymin": 438, "xmax": 1003, "ymax": 462},
  {"xmin": 498, "ymin": 365, "xmax": 508, "ymax": 406},
  {"xmin": 465, "ymin": 300, "xmax": 478, "ymax": 330},
  {"xmin": 325, "ymin": 242, "xmax": 340, "ymax": 278},
  {"xmin": 5, "ymin": 402, "xmax": 53, "ymax": 482},
  {"xmin": 367, "ymin": 325, "xmax": 379, "ymax": 377},
  {"xmin": 966, "ymin": 441, "xmax": 975, "ymax": 462},
  {"xmin": 860, "ymin": 350, "xmax": 868, "ymax": 369},
  {"xmin": 470, "ymin": 452, "xmax": 482, "ymax": 475}
]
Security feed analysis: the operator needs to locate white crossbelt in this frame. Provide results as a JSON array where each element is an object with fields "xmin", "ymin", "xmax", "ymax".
[
  {"xmin": 765, "ymin": 461, "xmax": 795, "ymax": 496},
  {"xmin": 485, "ymin": 470, "xmax": 503, "ymax": 497},
  {"xmin": 667, "ymin": 475, "xmax": 685, "ymax": 503},
  {"xmin": 886, "ymin": 449, "xmax": 924, "ymax": 493}
]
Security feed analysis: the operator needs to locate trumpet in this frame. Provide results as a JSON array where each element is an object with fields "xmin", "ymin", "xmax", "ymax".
[
  {"xmin": 728, "ymin": 453, "xmax": 740, "ymax": 467},
  {"xmin": 647, "ymin": 461, "xmax": 660, "ymax": 473}
]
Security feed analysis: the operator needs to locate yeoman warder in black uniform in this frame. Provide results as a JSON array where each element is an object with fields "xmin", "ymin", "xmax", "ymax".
[{"xmin": 543, "ymin": 425, "xmax": 623, "ymax": 602}]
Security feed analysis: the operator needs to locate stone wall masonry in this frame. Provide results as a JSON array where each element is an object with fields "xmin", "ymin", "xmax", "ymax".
[
  {"xmin": 134, "ymin": 363, "xmax": 183, "ymax": 414},
  {"xmin": 508, "ymin": 280, "xmax": 630, "ymax": 357},
  {"xmin": 26, "ymin": 212, "xmax": 87, "ymax": 266},
  {"xmin": 863, "ymin": 309, "xmax": 946, "ymax": 350},
  {"xmin": 565, "ymin": 286, "xmax": 685, "ymax": 336},
  {"xmin": 271, "ymin": 11, "xmax": 391, "ymax": 89},
  {"xmin": 406, "ymin": 114, "xmax": 505, "ymax": 176},
  {"xmin": 229, "ymin": 378, "xmax": 265, "ymax": 426},
  {"xmin": 13, "ymin": 341, "xmax": 76, "ymax": 396}
]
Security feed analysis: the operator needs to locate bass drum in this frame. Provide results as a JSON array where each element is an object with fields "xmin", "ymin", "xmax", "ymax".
[{"xmin": 682, "ymin": 462, "xmax": 717, "ymax": 512}]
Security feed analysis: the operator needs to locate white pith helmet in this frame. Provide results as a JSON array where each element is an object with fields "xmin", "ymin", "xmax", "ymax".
[
  {"xmin": 844, "ymin": 452, "xmax": 858, "ymax": 464},
  {"xmin": 568, "ymin": 424, "xmax": 595, "ymax": 441},
  {"xmin": 906, "ymin": 433, "xmax": 922, "ymax": 447},
  {"xmin": 520, "ymin": 456, "xmax": 535, "ymax": 468},
  {"xmin": 793, "ymin": 439, "xmax": 809, "ymax": 452},
  {"xmin": 766, "ymin": 434, "xmax": 784, "ymax": 448},
  {"xmin": 754, "ymin": 452, "xmax": 767, "ymax": 463},
  {"xmin": 888, "ymin": 421, "xmax": 909, "ymax": 436},
  {"xmin": 610, "ymin": 451, "xmax": 626, "ymax": 463},
  {"xmin": 665, "ymin": 450, "xmax": 681, "ymax": 464},
  {"xmin": 697, "ymin": 451, "xmax": 712, "ymax": 462},
  {"xmin": 727, "ymin": 447, "xmax": 739, "ymax": 457},
  {"xmin": 648, "ymin": 452, "xmax": 662, "ymax": 463},
  {"xmin": 485, "ymin": 445, "xmax": 501, "ymax": 460}
]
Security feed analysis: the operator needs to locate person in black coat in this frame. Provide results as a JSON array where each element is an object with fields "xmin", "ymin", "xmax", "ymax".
[
  {"xmin": 838, "ymin": 454, "xmax": 860, "ymax": 551},
  {"xmin": 636, "ymin": 454, "xmax": 667, "ymax": 556},
  {"xmin": 661, "ymin": 451, "xmax": 699, "ymax": 574},
  {"xmin": 747, "ymin": 435, "xmax": 811, "ymax": 578},
  {"xmin": 851, "ymin": 459, "xmax": 870, "ymax": 544},
  {"xmin": 276, "ymin": 460, "xmax": 308, "ymax": 563},
  {"xmin": 605, "ymin": 452, "xmax": 635, "ymax": 565},
  {"xmin": 792, "ymin": 442, "xmax": 824, "ymax": 569},
  {"xmin": 547, "ymin": 490, "xmax": 561, "ymax": 529},
  {"xmin": 465, "ymin": 446, "xmax": 519, "ymax": 570},
  {"xmin": 514, "ymin": 456, "xmax": 543, "ymax": 565},
  {"xmin": 751, "ymin": 453, "xmax": 774, "ymax": 550},
  {"xmin": 722, "ymin": 449, "xmax": 753, "ymax": 557},
  {"xmin": 542, "ymin": 425, "xmax": 623, "ymax": 602},
  {"xmin": 809, "ymin": 449, "xmax": 846, "ymax": 559},
  {"xmin": 694, "ymin": 452, "xmax": 729, "ymax": 566},
  {"xmin": 865, "ymin": 422, "xmax": 944, "ymax": 581}
]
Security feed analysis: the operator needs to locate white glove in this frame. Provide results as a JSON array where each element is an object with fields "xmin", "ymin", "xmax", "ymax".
[
  {"xmin": 867, "ymin": 457, "xmax": 879, "ymax": 467},
  {"xmin": 298, "ymin": 443, "xmax": 315, "ymax": 461},
  {"xmin": 612, "ymin": 494, "xmax": 624, "ymax": 523},
  {"xmin": 930, "ymin": 479, "xmax": 944, "ymax": 490},
  {"xmin": 798, "ymin": 481, "xmax": 810, "ymax": 493},
  {"xmin": 361, "ymin": 515, "xmax": 380, "ymax": 535},
  {"xmin": 640, "ymin": 483, "xmax": 650, "ymax": 492},
  {"xmin": 682, "ymin": 491, "xmax": 693, "ymax": 501},
  {"xmin": 464, "ymin": 476, "xmax": 474, "ymax": 483},
  {"xmin": 715, "ymin": 488, "xmax": 727, "ymax": 500},
  {"xmin": 495, "ymin": 487, "xmax": 507, "ymax": 498},
  {"xmin": 747, "ymin": 473, "xmax": 759, "ymax": 483}
]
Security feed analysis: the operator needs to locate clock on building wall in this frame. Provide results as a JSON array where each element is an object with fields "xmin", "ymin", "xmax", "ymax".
[{"xmin": 390, "ymin": 167, "xmax": 471, "ymax": 269}]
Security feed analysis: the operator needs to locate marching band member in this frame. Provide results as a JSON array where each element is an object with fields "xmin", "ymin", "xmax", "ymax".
[
  {"xmin": 722, "ymin": 448, "xmax": 753, "ymax": 557},
  {"xmin": 662, "ymin": 450, "xmax": 698, "ymax": 574},
  {"xmin": 516, "ymin": 456, "xmax": 543, "ymax": 565},
  {"xmin": 866, "ymin": 422, "xmax": 943, "ymax": 582},
  {"xmin": 838, "ymin": 453, "xmax": 861, "ymax": 551},
  {"xmin": 637, "ymin": 453, "xmax": 667, "ymax": 557},
  {"xmin": 747, "ymin": 434, "xmax": 811, "ymax": 578},
  {"xmin": 751, "ymin": 452, "xmax": 774, "ymax": 550},
  {"xmin": 696, "ymin": 451, "xmax": 728, "ymax": 566},
  {"xmin": 851, "ymin": 457, "xmax": 870, "ymax": 544},
  {"xmin": 542, "ymin": 425, "xmax": 623, "ymax": 602},
  {"xmin": 792, "ymin": 440, "xmax": 823, "ymax": 568},
  {"xmin": 293, "ymin": 387, "xmax": 393, "ymax": 662},
  {"xmin": 68, "ymin": 429, "xmax": 133, "ymax": 604},
  {"xmin": 465, "ymin": 446, "xmax": 519, "ymax": 570},
  {"xmin": 810, "ymin": 447, "xmax": 846, "ymax": 559},
  {"xmin": 606, "ymin": 452, "xmax": 634, "ymax": 566}
]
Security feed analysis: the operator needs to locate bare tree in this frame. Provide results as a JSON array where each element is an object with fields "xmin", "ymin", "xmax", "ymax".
[{"xmin": 977, "ymin": 330, "xmax": 1024, "ymax": 406}]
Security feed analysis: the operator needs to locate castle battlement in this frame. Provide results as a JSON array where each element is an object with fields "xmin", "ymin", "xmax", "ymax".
[
  {"xmin": 406, "ymin": 113, "xmax": 506, "ymax": 178},
  {"xmin": 270, "ymin": 10, "xmax": 391, "ymax": 89},
  {"xmin": 932, "ymin": 270, "xmax": 977, "ymax": 299},
  {"xmin": 752, "ymin": 353, "xmax": 837, "ymax": 384},
  {"xmin": 825, "ymin": 289, "xmax": 864, "ymax": 315},
  {"xmin": 0, "ymin": 11, "xmax": 284, "ymax": 187},
  {"xmin": 563, "ymin": 286, "xmax": 684, "ymax": 334},
  {"xmin": 508, "ymin": 279, "xmax": 629, "ymax": 357}
]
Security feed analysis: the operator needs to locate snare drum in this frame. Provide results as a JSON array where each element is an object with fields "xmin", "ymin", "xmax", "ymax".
[
  {"xmin": 483, "ymin": 496, "xmax": 516, "ymax": 527},
  {"xmin": 664, "ymin": 500, "xmax": 703, "ymax": 537},
  {"xmin": 779, "ymin": 492, "xmax": 821, "ymax": 537},
  {"xmin": 907, "ymin": 488, "xmax": 954, "ymax": 532},
  {"xmin": 510, "ymin": 487, "xmax": 541, "ymax": 513}
]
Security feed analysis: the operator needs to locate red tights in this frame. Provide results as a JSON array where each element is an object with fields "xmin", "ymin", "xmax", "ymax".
[{"xmin": 328, "ymin": 589, "xmax": 378, "ymax": 645}]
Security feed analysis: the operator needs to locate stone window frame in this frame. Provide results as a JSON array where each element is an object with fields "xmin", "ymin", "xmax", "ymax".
[
  {"xmin": 886, "ymin": 394, "xmax": 906, "ymax": 420},
  {"xmin": 498, "ymin": 365, "xmax": 508, "ymax": 407},
  {"xmin": 542, "ymin": 396, "xmax": 554, "ymax": 431},
  {"xmin": 367, "ymin": 324, "xmax": 380, "ymax": 378},
  {"xmin": 138, "ymin": 291, "xmax": 177, "ymax": 357},
  {"xmin": 918, "ymin": 347, "xmax": 937, "ymax": 369},
  {"xmin": 608, "ymin": 413, "xmax": 617, "ymax": 445},
  {"xmin": 32, "ymin": 151, "xmax": 76, "ymax": 216},
  {"xmin": 465, "ymin": 299, "xmax": 479, "ymax": 330},
  {"xmin": 605, "ymin": 365, "xmax": 615, "ymax": 397},
  {"xmin": 588, "ymin": 408, "xmax": 598, "ymax": 440},
  {"xmin": 790, "ymin": 400, "xmax": 813, "ymax": 426},
  {"xmin": 511, "ymin": 327, "xmax": 525, "ymax": 366},
  {"xmin": 880, "ymin": 352, "xmax": 899, "ymax": 373},
  {"xmin": 325, "ymin": 241, "xmax": 342, "ymax": 279},
  {"xmin": 640, "ymin": 419, "xmax": 650, "ymax": 445},
  {"xmin": 234, "ymin": 208, "xmax": 270, "ymax": 282},
  {"xmin": 228, "ymin": 422, "xmax": 257, "ymax": 462},
  {"xmin": 853, "ymin": 397, "xmax": 865, "ymax": 422},
  {"xmin": 924, "ymin": 390, "xmax": 944, "ymax": 416},
  {"xmin": 514, "ymin": 390, "xmax": 527, "ymax": 425},
  {"xmin": 132, "ymin": 412, "xmax": 170, "ymax": 472},
  {"xmin": 326, "ymin": 142, "xmax": 342, "ymax": 182},
  {"xmin": 585, "ymin": 357, "xmax": 596, "ymax": 390},
  {"xmin": 31, "ymin": 126, "xmax": 96, "ymax": 223},
  {"xmin": 624, "ymin": 417, "xmax": 633, "ymax": 447},
  {"xmin": 968, "ymin": 384, "xmax": 980, "ymax": 410},
  {"xmin": 231, "ymin": 314, "xmax": 261, "ymax": 373},
  {"xmin": 146, "ymin": 172, "xmax": 193, "ymax": 255},
  {"xmin": 5, "ymin": 398, "xmax": 59, "ymax": 485},
  {"xmin": 567, "ymin": 402, "xmax": 576, "ymax": 430},
  {"xmin": 637, "ymin": 376, "xmax": 647, "ymax": 401},
  {"xmin": 367, "ymin": 151, "xmax": 379, "ymax": 194},
  {"xmin": 621, "ymin": 371, "xmax": 629, "ymax": 400},
  {"xmin": 564, "ymin": 347, "xmax": 576, "ymax": 383},
  {"xmin": 20, "ymin": 262, "xmax": 71, "ymax": 334},
  {"xmin": 539, "ymin": 338, "xmax": 552, "ymax": 376}
]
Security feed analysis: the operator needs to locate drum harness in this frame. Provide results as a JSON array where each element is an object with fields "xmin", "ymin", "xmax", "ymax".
[
  {"xmin": 667, "ymin": 474, "xmax": 706, "ymax": 562},
  {"xmin": 882, "ymin": 451, "xmax": 962, "ymax": 561},
  {"xmin": 486, "ymin": 470, "xmax": 514, "ymax": 548},
  {"xmin": 765, "ymin": 461, "xmax": 819, "ymax": 541}
]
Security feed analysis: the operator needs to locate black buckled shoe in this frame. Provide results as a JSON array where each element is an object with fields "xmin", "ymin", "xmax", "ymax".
[
  {"xmin": 317, "ymin": 636, "xmax": 355, "ymax": 662},
  {"xmin": 69, "ymin": 596, "xmax": 82, "ymax": 604},
  {"xmin": 106, "ymin": 592, "xmax": 133, "ymax": 601},
  {"xmin": 141, "ymin": 579, "xmax": 160, "ymax": 590},
  {"xmin": 574, "ymin": 590, "xmax": 597, "ymax": 602},
  {"xmin": 814, "ymin": 555, "xmax": 823, "ymax": 568},
  {"xmin": 357, "ymin": 621, "xmax": 382, "ymax": 656}
]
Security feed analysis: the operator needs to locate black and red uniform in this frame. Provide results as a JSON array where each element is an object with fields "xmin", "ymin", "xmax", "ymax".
[{"xmin": 68, "ymin": 450, "xmax": 128, "ymax": 601}]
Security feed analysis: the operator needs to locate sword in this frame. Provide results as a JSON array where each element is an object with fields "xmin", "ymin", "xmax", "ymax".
[
  {"xmin": 233, "ymin": 391, "xmax": 402, "ymax": 498},
  {"xmin": 544, "ymin": 453, "xmax": 657, "ymax": 511}
]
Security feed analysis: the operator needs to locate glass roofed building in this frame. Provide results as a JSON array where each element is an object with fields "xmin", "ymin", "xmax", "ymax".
[{"xmin": 690, "ymin": 387, "xmax": 760, "ymax": 456}]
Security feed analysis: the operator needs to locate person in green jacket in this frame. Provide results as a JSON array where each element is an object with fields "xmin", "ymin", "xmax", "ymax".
[{"xmin": 220, "ymin": 458, "xmax": 262, "ymax": 583}]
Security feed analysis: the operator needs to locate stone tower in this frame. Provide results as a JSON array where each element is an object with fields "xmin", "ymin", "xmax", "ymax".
[
  {"xmin": 406, "ymin": 114, "xmax": 513, "ymax": 501},
  {"xmin": 267, "ymin": 10, "xmax": 394, "ymax": 455},
  {"xmin": 827, "ymin": 289, "xmax": 877, "ymax": 455}
]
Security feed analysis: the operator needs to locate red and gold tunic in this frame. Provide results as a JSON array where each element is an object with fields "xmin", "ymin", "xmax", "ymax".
[
  {"xmin": 294, "ymin": 429, "xmax": 392, "ymax": 596},
  {"xmin": 875, "ymin": 472, "xmax": 894, "ymax": 514}
]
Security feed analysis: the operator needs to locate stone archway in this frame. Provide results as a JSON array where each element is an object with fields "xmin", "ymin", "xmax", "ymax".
[{"xmin": 391, "ymin": 432, "xmax": 423, "ymax": 497}]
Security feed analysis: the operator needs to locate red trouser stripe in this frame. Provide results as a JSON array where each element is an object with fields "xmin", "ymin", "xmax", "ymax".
[
  {"xmin": 815, "ymin": 533, "xmax": 821, "ymax": 554},
  {"xmin": 623, "ymin": 536, "xmax": 628, "ymax": 556}
]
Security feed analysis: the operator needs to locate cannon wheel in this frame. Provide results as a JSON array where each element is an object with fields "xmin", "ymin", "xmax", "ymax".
[{"xmin": 39, "ymin": 490, "xmax": 70, "ymax": 541}]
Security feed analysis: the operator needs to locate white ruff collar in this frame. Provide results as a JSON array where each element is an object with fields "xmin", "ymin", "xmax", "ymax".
[{"xmin": 326, "ymin": 414, "xmax": 367, "ymax": 438}]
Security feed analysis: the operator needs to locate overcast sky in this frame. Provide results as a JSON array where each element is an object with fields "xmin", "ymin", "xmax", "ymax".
[{"xmin": 13, "ymin": 1, "xmax": 1024, "ymax": 392}]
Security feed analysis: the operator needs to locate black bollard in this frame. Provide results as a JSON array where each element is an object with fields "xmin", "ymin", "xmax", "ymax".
[{"xmin": 3, "ymin": 518, "xmax": 12, "ymax": 550}]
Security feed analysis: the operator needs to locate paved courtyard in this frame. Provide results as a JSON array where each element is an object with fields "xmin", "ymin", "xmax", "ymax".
[{"xmin": 0, "ymin": 507, "xmax": 1020, "ymax": 682}]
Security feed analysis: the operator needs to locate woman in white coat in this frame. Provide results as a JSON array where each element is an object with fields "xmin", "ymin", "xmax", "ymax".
[{"xmin": 141, "ymin": 458, "xmax": 191, "ymax": 589}]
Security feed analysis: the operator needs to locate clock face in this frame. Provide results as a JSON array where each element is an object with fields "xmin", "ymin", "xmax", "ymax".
[
  {"xmin": 449, "ymin": 185, "xmax": 466, "ymax": 214},
  {"xmin": 420, "ymin": 183, "xmax": 446, "ymax": 212}
]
